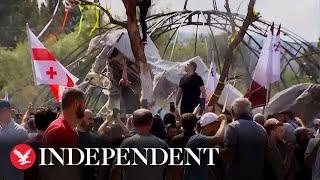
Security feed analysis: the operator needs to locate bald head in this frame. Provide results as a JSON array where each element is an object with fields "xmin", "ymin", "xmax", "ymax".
[
  {"xmin": 79, "ymin": 109, "xmax": 94, "ymax": 131},
  {"xmin": 132, "ymin": 108, "xmax": 153, "ymax": 128},
  {"xmin": 231, "ymin": 98, "xmax": 252, "ymax": 119}
]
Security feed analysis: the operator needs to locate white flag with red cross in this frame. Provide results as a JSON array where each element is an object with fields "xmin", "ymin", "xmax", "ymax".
[{"xmin": 26, "ymin": 24, "xmax": 78, "ymax": 101}]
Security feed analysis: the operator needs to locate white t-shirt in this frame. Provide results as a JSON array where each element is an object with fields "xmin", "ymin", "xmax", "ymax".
[{"xmin": 305, "ymin": 138, "xmax": 320, "ymax": 180}]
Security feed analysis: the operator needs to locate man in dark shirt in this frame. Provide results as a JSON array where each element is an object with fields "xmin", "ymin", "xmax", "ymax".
[
  {"xmin": 171, "ymin": 113, "xmax": 197, "ymax": 148},
  {"xmin": 223, "ymin": 98, "xmax": 267, "ymax": 180},
  {"xmin": 110, "ymin": 109, "xmax": 171, "ymax": 180},
  {"xmin": 176, "ymin": 61, "xmax": 206, "ymax": 114},
  {"xmin": 170, "ymin": 113, "xmax": 198, "ymax": 180},
  {"xmin": 24, "ymin": 107, "xmax": 57, "ymax": 180},
  {"xmin": 77, "ymin": 109, "xmax": 97, "ymax": 180}
]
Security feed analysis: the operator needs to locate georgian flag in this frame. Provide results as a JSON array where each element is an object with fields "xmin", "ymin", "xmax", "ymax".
[
  {"xmin": 205, "ymin": 53, "xmax": 217, "ymax": 100},
  {"xmin": 244, "ymin": 23, "xmax": 281, "ymax": 108},
  {"xmin": 26, "ymin": 25, "xmax": 78, "ymax": 101}
]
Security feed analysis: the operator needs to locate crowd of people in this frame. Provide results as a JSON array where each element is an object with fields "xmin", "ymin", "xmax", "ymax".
[{"xmin": 0, "ymin": 62, "xmax": 319, "ymax": 180}]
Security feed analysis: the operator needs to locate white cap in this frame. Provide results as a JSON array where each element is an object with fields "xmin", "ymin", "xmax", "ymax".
[
  {"xmin": 199, "ymin": 113, "xmax": 219, "ymax": 127},
  {"xmin": 313, "ymin": 119, "xmax": 320, "ymax": 125}
]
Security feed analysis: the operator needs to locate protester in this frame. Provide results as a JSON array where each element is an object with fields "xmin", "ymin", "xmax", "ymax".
[
  {"xmin": 41, "ymin": 88, "xmax": 86, "ymax": 180},
  {"xmin": 110, "ymin": 108, "xmax": 170, "ymax": 180},
  {"xmin": 92, "ymin": 116, "xmax": 104, "ymax": 133},
  {"xmin": 77, "ymin": 109, "xmax": 98, "ymax": 180},
  {"xmin": 264, "ymin": 118, "xmax": 294, "ymax": 180},
  {"xmin": 170, "ymin": 113, "xmax": 198, "ymax": 180},
  {"xmin": 294, "ymin": 127, "xmax": 313, "ymax": 180},
  {"xmin": 137, "ymin": 0, "xmax": 151, "ymax": 44},
  {"xmin": 97, "ymin": 115, "xmax": 127, "ymax": 180},
  {"xmin": 24, "ymin": 107, "xmax": 57, "ymax": 180},
  {"xmin": 304, "ymin": 137, "xmax": 320, "ymax": 180},
  {"xmin": 313, "ymin": 118, "xmax": 320, "ymax": 136},
  {"xmin": 0, "ymin": 100, "xmax": 29, "ymax": 180},
  {"xmin": 150, "ymin": 114, "xmax": 166, "ymax": 140},
  {"xmin": 254, "ymin": 113, "xmax": 265, "ymax": 127},
  {"xmin": 163, "ymin": 113, "xmax": 178, "ymax": 144},
  {"xmin": 43, "ymin": 88, "xmax": 85, "ymax": 147},
  {"xmin": 176, "ymin": 61, "xmax": 206, "ymax": 114},
  {"xmin": 171, "ymin": 113, "xmax": 198, "ymax": 148},
  {"xmin": 77, "ymin": 109, "xmax": 95, "ymax": 146},
  {"xmin": 275, "ymin": 110, "xmax": 299, "ymax": 143},
  {"xmin": 184, "ymin": 112, "xmax": 226, "ymax": 180},
  {"xmin": 222, "ymin": 98, "xmax": 267, "ymax": 180}
]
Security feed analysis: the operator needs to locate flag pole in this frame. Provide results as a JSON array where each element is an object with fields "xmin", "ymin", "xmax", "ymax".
[
  {"xmin": 262, "ymin": 84, "xmax": 272, "ymax": 115},
  {"xmin": 26, "ymin": 23, "xmax": 37, "ymax": 86}
]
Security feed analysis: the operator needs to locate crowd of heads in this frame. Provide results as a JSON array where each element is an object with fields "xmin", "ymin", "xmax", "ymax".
[{"xmin": 1, "ymin": 88, "xmax": 320, "ymax": 180}]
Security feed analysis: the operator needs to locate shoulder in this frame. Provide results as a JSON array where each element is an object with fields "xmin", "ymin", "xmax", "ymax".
[
  {"xmin": 172, "ymin": 133, "xmax": 184, "ymax": 141},
  {"xmin": 43, "ymin": 119, "xmax": 68, "ymax": 139},
  {"xmin": 228, "ymin": 121, "xmax": 240, "ymax": 129},
  {"xmin": 307, "ymin": 138, "xmax": 319, "ymax": 148},
  {"xmin": 13, "ymin": 122, "xmax": 28, "ymax": 133},
  {"xmin": 12, "ymin": 122, "xmax": 28, "ymax": 140},
  {"xmin": 187, "ymin": 134, "xmax": 208, "ymax": 146},
  {"xmin": 194, "ymin": 73, "xmax": 203, "ymax": 80},
  {"xmin": 119, "ymin": 135, "xmax": 137, "ymax": 147},
  {"xmin": 12, "ymin": 122, "xmax": 28, "ymax": 138},
  {"xmin": 148, "ymin": 134, "xmax": 169, "ymax": 147}
]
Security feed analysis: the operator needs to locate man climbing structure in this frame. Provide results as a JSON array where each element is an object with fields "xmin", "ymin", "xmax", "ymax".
[{"xmin": 137, "ymin": 0, "xmax": 151, "ymax": 44}]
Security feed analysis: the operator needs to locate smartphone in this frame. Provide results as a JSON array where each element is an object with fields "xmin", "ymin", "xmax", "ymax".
[
  {"xmin": 169, "ymin": 102, "xmax": 175, "ymax": 113},
  {"xmin": 141, "ymin": 99, "xmax": 148, "ymax": 109},
  {"xmin": 112, "ymin": 108, "xmax": 121, "ymax": 118},
  {"xmin": 199, "ymin": 98, "xmax": 205, "ymax": 110}
]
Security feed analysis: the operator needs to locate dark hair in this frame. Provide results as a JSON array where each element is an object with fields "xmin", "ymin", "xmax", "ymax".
[
  {"xmin": 34, "ymin": 107, "xmax": 57, "ymax": 131},
  {"xmin": 132, "ymin": 109, "xmax": 153, "ymax": 127},
  {"xmin": 189, "ymin": 61, "xmax": 197, "ymax": 72},
  {"xmin": 181, "ymin": 113, "xmax": 198, "ymax": 132},
  {"xmin": 151, "ymin": 115, "xmax": 166, "ymax": 140},
  {"xmin": 61, "ymin": 88, "xmax": 85, "ymax": 109},
  {"xmin": 163, "ymin": 113, "xmax": 176, "ymax": 126}
]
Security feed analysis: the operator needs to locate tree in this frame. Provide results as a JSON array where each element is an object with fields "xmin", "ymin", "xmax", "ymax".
[{"xmin": 208, "ymin": 0, "xmax": 260, "ymax": 109}]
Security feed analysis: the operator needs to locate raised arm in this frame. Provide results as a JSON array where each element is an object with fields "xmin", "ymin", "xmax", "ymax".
[
  {"xmin": 97, "ymin": 116, "xmax": 113, "ymax": 136},
  {"xmin": 208, "ymin": 115, "xmax": 227, "ymax": 147}
]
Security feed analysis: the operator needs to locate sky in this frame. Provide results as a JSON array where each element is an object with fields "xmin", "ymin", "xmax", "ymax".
[{"xmin": 107, "ymin": 0, "xmax": 320, "ymax": 42}]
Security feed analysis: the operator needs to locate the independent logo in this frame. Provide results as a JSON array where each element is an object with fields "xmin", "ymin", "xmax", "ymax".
[{"xmin": 10, "ymin": 144, "xmax": 36, "ymax": 170}]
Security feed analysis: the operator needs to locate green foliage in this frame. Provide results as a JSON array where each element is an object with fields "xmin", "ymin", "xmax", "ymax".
[
  {"xmin": 0, "ymin": 0, "xmax": 51, "ymax": 47},
  {"xmin": 0, "ymin": 31, "xmax": 90, "ymax": 111}
]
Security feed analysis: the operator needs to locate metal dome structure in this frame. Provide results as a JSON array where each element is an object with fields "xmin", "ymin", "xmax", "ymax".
[
  {"xmin": 62, "ymin": 0, "xmax": 320, "ymax": 113},
  {"xmin": 144, "ymin": 0, "xmax": 320, "ymax": 86}
]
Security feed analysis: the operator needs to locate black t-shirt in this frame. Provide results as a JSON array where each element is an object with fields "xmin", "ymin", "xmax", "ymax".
[
  {"xmin": 171, "ymin": 131, "xmax": 195, "ymax": 148},
  {"xmin": 77, "ymin": 131, "xmax": 98, "ymax": 180},
  {"xmin": 179, "ymin": 73, "xmax": 204, "ymax": 114},
  {"xmin": 184, "ymin": 134, "xmax": 223, "ymax": 180}
]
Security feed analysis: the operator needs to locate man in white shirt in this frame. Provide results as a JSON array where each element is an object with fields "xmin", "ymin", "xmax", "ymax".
[{"xmin": 0, "ymin": 100, "xmax": 29, "ymax": 180}]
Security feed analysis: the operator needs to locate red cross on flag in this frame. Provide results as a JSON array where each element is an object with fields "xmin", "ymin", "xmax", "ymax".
[{"xmin": 26, "ymin": 24, "xmax": 78, "ymax": 101}]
